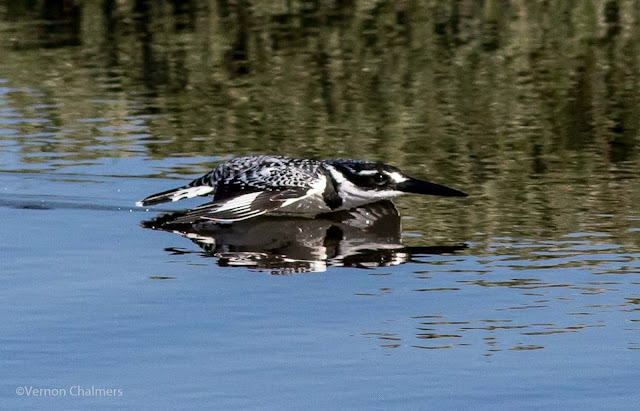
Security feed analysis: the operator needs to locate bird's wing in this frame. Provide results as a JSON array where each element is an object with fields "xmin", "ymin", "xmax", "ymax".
[
  {"xmin": 170, "ymin": 187, "xmax": 311, "ymax": 223},
  {"xmin": 212, "ymin": 164, "xmax": 319, "ymax": 201}
]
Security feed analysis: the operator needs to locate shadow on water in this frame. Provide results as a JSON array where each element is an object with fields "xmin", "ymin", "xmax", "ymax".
[{"xmin": 141, "ymin": 200, "xmax": 467, "ymax": 274}]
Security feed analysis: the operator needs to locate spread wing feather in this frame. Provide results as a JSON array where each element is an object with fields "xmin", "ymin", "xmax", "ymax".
[{"xmin": 170, "ymin": 188, "xmax": 310, "ymax": 223}]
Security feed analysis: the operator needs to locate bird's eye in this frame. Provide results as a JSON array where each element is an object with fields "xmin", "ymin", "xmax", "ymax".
[{"xmin": 373, "ymin": 173, "xmax": 388, "ymax": 185}]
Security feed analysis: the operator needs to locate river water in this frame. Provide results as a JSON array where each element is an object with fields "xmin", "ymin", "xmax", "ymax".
[{"xmin": 1, "ymin": 1, "xmax": 640, "ymax": 409}]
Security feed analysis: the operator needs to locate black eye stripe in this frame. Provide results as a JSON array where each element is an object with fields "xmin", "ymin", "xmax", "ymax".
[{"xmin": 334, "ymin": 165, "xmax": 390, "ymax": 188}]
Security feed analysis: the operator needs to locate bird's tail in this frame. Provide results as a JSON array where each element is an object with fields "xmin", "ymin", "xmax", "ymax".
[{"xmin": 136, "ymin": 185, "xmax": 214, "ymax": 207}]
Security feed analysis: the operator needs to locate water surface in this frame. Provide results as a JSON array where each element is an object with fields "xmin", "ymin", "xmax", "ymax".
[{"xmin": 2, "ymin": 1, "xmax": 640, "ymax": 409}]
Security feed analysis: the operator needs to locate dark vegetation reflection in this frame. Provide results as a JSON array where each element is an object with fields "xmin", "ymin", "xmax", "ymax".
[
  {"xmin": 2, "ymin": 0, "xmax": 640, "ymax": 244},
  {"xmin": 142, "ymin": 200, "xmax": 467, "ymax": 274}
]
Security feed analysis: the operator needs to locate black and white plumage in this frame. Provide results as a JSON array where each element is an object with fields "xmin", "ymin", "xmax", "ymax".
[{"xmin": 136, "ymin": 155, "xmax": 467, "ymax": 223}]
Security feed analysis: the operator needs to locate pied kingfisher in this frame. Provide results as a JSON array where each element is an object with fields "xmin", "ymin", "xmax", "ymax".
[{"xmin": 136, "ymin": 155, "xmax": 467, "ymax": 223}]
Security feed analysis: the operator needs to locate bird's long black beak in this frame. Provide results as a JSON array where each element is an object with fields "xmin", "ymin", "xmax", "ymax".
[{"xmin": 396, "ymin": 178, "xmax": 468, "ymax": 197}]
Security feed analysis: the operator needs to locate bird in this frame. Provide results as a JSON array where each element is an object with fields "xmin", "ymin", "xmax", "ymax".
[{"xmin": 136, "ymin": 155, "xmax": 467, "ymax": 223}]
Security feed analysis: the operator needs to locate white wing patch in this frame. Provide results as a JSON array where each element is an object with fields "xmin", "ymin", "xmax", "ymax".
[
  {"xmin": 173, "ymin": 187, "xmax": 317, "ymax": 223},
  {"xmin": 175, "ymin": 186, "xmax": 214, "ymax": 201},
  {"xmin": 135, "ymin": 185, "xmax": 214, "ymax": 207},
  {"xmin": 215, "ymin": 192, "xmax": 262, "ymax": 212},
  {"xmin": 278, "ymin": 175, "xmax": 325, "ymax": 209},
  {"xmin": 201, "ymin": 191, "xmax": 268, "ymax": 222}
]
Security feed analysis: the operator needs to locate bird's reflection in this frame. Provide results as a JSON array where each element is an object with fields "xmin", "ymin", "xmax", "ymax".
[{"xmin": 142, "ymin": 200, "xmax": 466, "ymax": 274}]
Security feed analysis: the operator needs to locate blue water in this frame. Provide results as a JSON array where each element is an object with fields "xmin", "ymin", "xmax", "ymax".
[
  {"xmin": 2, "ymin": 2, "xmax": 640, "ymax": 408},
  {"xmin": 3, "ymin": 160, "xmax": 640, "ymax": 409}
]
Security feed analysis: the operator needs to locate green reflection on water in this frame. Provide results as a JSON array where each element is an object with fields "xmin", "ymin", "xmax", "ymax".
[{"xmin": 1, "ymin": 0, "xmax": 640, "ymax": 242}]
